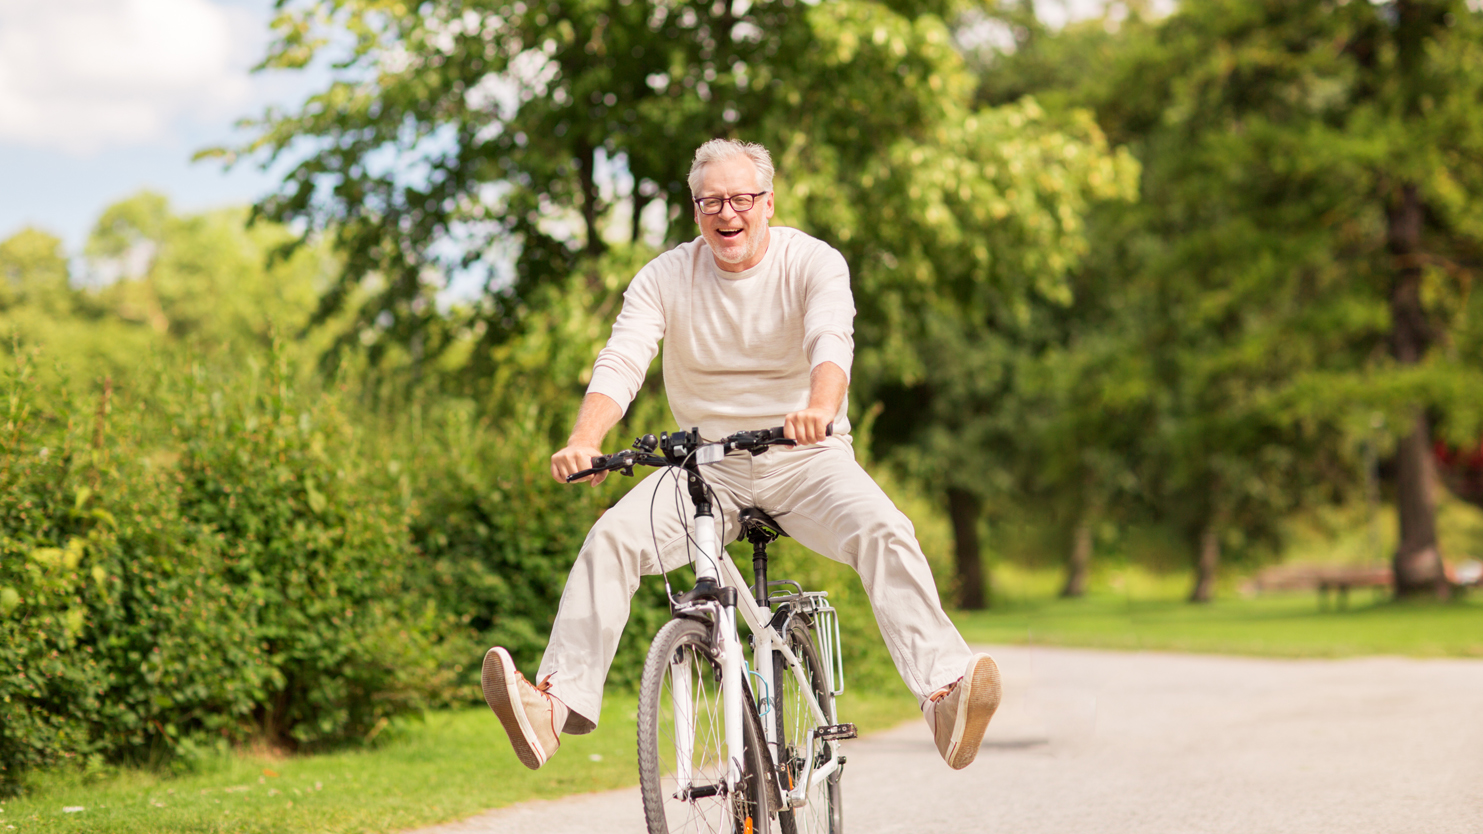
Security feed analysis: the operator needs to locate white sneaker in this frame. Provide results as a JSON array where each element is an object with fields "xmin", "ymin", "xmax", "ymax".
[
  {"xmin": 923, "ymin": 653, "xmax": 1002, "ymax": 769},
  {"xmin": 481, "ymin": 647, "xmax": 569, "ymax": 770}
]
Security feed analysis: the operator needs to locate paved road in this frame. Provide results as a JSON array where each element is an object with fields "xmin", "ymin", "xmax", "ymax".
[{"xmin": 414, "ymin": 645, "xmax": 1483, "ymax": 833}]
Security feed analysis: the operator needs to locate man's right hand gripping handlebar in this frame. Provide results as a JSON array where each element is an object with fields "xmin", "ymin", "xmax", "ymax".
[{"xmin": 552, "ymin": 444, "xmax": 609, "ymax": 486}]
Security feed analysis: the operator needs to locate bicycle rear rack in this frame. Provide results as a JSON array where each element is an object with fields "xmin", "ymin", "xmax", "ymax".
[{"xmin": 766, "ymin": 587, "xmax": 845, "ymax": 697}]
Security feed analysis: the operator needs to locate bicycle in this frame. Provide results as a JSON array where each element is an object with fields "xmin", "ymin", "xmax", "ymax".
[{"xmin": 569, "ymin": 426, "xmax": 856, "ymax": 834}]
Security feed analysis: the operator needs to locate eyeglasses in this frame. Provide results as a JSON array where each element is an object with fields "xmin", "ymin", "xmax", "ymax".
[{"xmin": 693, "ymin": 191, "xmax": 769, "ymax": 215}]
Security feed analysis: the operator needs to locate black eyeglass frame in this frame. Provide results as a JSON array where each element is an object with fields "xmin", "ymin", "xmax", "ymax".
[{"xmin": 692, "ymin": 191, "xmax": 771, "ymax": 215}]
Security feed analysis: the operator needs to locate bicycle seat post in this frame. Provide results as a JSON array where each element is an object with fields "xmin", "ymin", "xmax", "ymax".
[
  {"xmin": 751, "ymin": 535, "xmax": 769, "ymax": 609},
  {"xmin": 739, "ymin": 509, "xmax": 786, "ymax": 611}
]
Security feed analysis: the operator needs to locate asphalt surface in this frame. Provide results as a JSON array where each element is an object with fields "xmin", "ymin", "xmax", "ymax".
[{"xmin": 413, "ymin": 645, "xmax": 1483, "ymax": 833}]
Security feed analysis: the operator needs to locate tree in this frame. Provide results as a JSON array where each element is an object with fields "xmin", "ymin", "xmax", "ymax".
[
  {"xmin": 965, "ymin": 1, "xmax": 1483, "ymax": 601},
  {"xmin": 85, "ymin": 192, "xmax": 328, "ymax": 349},
  {"xmin": 225, "ymin": 1, "xmax": 1139, "ymax": 613},
  {"xmin": 835, "ymin": 97, "xmax": 1137, "ymax": 608},
  {"xmin": 0, "ymin": 227, "xmax": 159, "ymax": 388},
  {"xmin": 1110, "ymin": 0, "xmax": 1483, "ymax": 599},
  {"xmin": 0, "ymin": 229, "xmax": 73, "ymax": 318},
  {"xmin": 222, "ymin": 0, "xmax": 962, "ymax": 382}
]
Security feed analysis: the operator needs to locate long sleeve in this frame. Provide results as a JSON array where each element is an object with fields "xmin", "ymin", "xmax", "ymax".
[
  {"xmin": 800, "ymin": 245, "xmax": 855, "ymax": 380},
  {"xmin": 585, "ymin": 261, "xmax": 668, "ymax": 414}
]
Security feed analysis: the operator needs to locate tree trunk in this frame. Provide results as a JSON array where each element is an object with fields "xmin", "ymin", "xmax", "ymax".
[
  {"xmin": 1386, "ymin": 181, "xmax": 1449, "ymax": 598},
  {"xmin": 1189, "ymin": 523, "xmax": 1219, "ymax": 604},
  {"xmin": 577, "ymin": 142, "xmax": 605, "ymax": 259},
  {"xmin": 1393, "ymin": 411, "xmax": 1449, "ymax": 597},
  {"xmin": 631, "ymin": 194, "xmax": 652, "ymax": 245},
  {"xmin": 1061, "ymin": 512, "xmax": 1093, "ymax": 599},
  {"xmin": 946, "ymin": 488, "xmax": 987, "ymax": 610}
]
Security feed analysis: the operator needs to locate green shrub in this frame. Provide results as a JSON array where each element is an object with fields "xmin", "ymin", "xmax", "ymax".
[
  {"xmin": 0, "ymin": 347, "xmax": 446, "ymax": 793},
  {"xmin": 165, "ymin": 353, "xmax": 447, "ymax": 747},
  {"xmin": 0, "ymin": 357, "xmax": 266, "ymax": 793},
  {"xmin": 396, "ymin": 402, "xmax": 672, "ymax": 698}
]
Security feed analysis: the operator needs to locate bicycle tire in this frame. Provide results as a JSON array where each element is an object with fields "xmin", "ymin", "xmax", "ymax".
[
  {"xmin": 638, "ymin": 618, "xmax": 773, "ymax": 834},
  {"xmin": 774, "ymin": 620, "xmax": 843, "ymax": 834}
]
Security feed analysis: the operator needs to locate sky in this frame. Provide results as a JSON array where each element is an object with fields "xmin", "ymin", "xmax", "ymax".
[
  {"xmin": 0, "ymin": 0, "xmax": 1139, "ymax": 258},
  {"xmin": 0, "ymin": 0, "xmax": 324, "ymax": 253}
]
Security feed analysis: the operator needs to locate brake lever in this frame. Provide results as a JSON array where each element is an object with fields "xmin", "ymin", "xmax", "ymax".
[
  {"xmin": 567, "ymin": 450, "xmax": 625, "ymax": 482},
  {"xmin": 566, "ymin": 449, "xmax": 665, "ymax": 482}
]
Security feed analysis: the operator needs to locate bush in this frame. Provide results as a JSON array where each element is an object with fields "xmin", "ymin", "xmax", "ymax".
[
  {"xmin": 166, "ymin": 352, "xmax": 447, "ymax": 748},
  {"xmin": 0, "ymin": 347, "xmax": 445, "ymax": 794},
  {"xmin": 397, "ymin": 401, "xmax": 672, "ymax": 698},
  {"xmin": 0, "ymin": 357, "xmax": 267, "ymax": 793}
]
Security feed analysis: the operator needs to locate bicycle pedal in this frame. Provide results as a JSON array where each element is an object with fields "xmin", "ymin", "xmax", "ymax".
[{"xmin": 815, "ymin": 723, "xmax": 857, "ymax": 740}]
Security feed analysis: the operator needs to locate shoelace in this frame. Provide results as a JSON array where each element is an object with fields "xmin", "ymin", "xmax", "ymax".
[
  {"xmin": 928, "ymin": 679, "xmax": 958, "ymax": 703},
  {"xmin": 510, "ymin": 668, "xmax": 555, "ymax": 697},
  {"xmin": 519, "ymin": 667, "xmax": 563, "ymax": 747}
]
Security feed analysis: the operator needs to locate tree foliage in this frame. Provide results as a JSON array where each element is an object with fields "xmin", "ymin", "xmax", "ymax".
[
  {"xmin": 226, "ymin": 0, "xmax": 955, "ymax": 375},
  {"xmin": 968, "ymin": 0, "xmax": 1483, "ymax": 599}
]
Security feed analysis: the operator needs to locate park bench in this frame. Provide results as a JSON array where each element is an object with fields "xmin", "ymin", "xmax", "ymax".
[
  {"xmin": 1251, "ymin": 560, "xmax": 1483, "ymax": 606},
  {"xmin": 1249, "ymin": 564, "xmax": 1392, "ymax": 609}
]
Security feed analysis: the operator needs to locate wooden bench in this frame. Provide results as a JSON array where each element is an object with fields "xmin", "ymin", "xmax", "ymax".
[
  {"xmin": 1314, "ymin": 567, "xmax": 1393, "ymax": 609},
  {"xmin": 1250, "ymin": 564, "xmax": 1392, "ymax": 609}
]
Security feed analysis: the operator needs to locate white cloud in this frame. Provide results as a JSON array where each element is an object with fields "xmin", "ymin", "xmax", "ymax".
[{"xmin": 0, "ymin": 0, "xmax": 258, "ymax": 155}]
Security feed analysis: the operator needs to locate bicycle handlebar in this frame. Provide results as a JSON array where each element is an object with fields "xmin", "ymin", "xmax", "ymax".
[{"xmin": 566, "ymin": 423, "xmax": 833, "ymax": 483}]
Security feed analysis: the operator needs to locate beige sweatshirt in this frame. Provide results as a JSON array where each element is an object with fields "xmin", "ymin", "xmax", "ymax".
[{"xmin": 586, "ymin": 227, "xmax": 855, "ymax": 440}]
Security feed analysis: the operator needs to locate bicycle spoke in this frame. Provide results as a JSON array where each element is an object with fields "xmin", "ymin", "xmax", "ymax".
[
  {"xmin": 640, "ymin": 619, "xmax": 767, "ymax": 834},
  {"xmin": 776, "ymin": 623, "xmax": 842, "ymax": 834}
]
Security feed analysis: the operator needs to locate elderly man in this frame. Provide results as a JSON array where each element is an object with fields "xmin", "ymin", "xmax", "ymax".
[{"xmin": 481, "ymin": 138, "xmax": 1000, "ymax": 771}]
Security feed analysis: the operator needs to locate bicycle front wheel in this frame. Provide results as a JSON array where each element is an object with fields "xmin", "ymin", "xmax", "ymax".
[
  {"xmin": 638, "ymin": 618, "xmax": 772, "ymax": 834},
  {"xmin": 774, "ymin": 621, "xmax": 843, "ymax": 834}
]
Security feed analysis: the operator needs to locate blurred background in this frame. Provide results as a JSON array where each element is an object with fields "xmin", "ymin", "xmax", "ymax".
[{"xmin": 2, "ymin": 0, "xmax": 1481, "ymax": 809}]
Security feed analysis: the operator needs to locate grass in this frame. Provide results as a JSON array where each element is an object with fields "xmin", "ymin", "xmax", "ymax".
[
  {"xmin": 955, "ymin": 564, "xmax": 1483, "ymax": 658},
  {"xmin": 0, "ymin": 687, "xmax": 920, "ymax": 834}
]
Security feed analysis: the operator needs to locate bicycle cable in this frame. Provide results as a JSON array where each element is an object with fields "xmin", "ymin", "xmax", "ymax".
[
  {"xmin": 647, "ymin": 466, "xmax": 683, "ymax": 606},
  {"xmin": 655, "ymin": 444, "xmax": 731, "ymax": 606}
]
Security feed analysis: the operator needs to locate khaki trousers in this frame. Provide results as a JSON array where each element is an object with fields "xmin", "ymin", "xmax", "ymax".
[{"xmin": 538, "ymin": 435, "xmax": 972, "ymax": 734}]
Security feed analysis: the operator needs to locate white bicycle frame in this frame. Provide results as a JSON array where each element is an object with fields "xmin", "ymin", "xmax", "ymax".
[{"xmin": 671, "ymin": 479, "xmax": 846, "ymax": 812}]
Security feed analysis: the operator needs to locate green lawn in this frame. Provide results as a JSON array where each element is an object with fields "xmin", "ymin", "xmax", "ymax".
[
  {"xmin": 0, "ymin": 687, "xmax": 919, "ymax": 834},
  {"xmin": 954, "ymin": 587, "xmax": 1483, "ymax": 658}
]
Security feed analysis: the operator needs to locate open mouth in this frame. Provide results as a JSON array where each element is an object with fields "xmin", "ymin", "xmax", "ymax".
[{"xmin": 717, "ymin": 228, "xmax": 743, "ymax": 239}]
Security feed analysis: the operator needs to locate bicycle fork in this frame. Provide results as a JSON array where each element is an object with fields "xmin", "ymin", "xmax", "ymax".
[{"xmin": 681, "ymin": 508, "xmax": 748, "ymax": 798}]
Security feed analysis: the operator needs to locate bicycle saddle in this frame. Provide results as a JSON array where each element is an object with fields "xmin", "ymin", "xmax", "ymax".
[{"xmin": 737, "ymin": 507, "xmax": 790, "ymax": 540}]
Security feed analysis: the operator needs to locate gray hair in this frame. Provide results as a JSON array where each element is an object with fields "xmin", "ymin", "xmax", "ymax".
[{"xmin": 688, "ymin": 139, "xmax": 775, "ymax": 195}]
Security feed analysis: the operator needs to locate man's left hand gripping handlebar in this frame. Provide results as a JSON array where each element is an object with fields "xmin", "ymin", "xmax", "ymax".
[{"xmin": 783, "ymin": 408, "xmax": 835, "ymax": 446}]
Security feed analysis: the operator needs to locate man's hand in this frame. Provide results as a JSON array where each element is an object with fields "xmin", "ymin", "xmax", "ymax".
[
  {"xmin": 784, "ymin": 407, "xmax": 834, "ymax": 446},
  {"xmin": 785, "ymin": 362, "xmax": 847, "ymax": 446},
  {"xmin": 551, "ymin": 392, "xmax": 624, "ymax": 486},
  {"xmin": 552, "ymin": 444, "xmax": 607, "ymax": 486}
]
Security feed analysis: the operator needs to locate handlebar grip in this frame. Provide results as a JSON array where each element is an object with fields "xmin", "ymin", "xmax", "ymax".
[
  {"xmin": 761, "ymin": 422, "xmax": 832, "ymax": 443},
  {"xmin": 566, "ymin": 452, "xmax": 612, "ymax": 483}
]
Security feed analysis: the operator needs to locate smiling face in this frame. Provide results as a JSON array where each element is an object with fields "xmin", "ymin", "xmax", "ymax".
[{"xmin": 694, "ymin": 154, "xmax": 775, "ymax": 272}]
